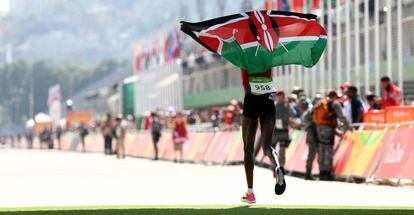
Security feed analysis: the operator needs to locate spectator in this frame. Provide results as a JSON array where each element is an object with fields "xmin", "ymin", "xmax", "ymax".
[
  {"xmin": 55, "ymin": 126, "xmax": 63, "ymax": 150},
  {"xmin": 222, "ymin": 105, "xmax": 235, "ymax": 130},
  {"xmin": 40, "ymin": 127, "xmax": 53, "ymax": 149},
  {"xmin": 187, "ymin": 111, "xmax": 198, "ymax": 124},
  {"xmin": 340, "ymin": 82, "xmax": 351, "ymax": 93},
  {"xmin": 114, "ymin": 117, "xmax": 126, "ymax": 159},
  {"xmin": 366, "ymin": 93, "xmax": 382, "ymax": 111},
  {"xmin": 292, "ymin": 86, "xmax": 304, "ymax": 97},
  {"xmin": 339, "ymin": 82, "xmax": 351, "ymax": 101},
  {"xmin": 126, "ymin": 115, "xmax": 137, "ymax": 131},
  {"xmin": 288, "ymin": 94, "xmax": 301, "ymax": 118},
  {"xmin": 313, "ymin": 90, "xmax": 353, "ymax": 181},
  {"xmin": 344, "ymin": 86, "xmax": 364, "ymax": 124},
  {"xmin": 272, "ymin": 90, "xmax": 295, "ymax": 168},
  {"xmin": 211, "ymin": 108, "xmax": 221, "ymax": 131},
  {"xmin": 381, "ymin": 76, "xmax": 402, "ymax": 108},
  {"xmin": 150, "ymin": 112, "xmax": 162, "ymax": 160},
  {"xmin": 101, "ymin": 114, "xmax": 113, "ymax": 155},
  {"xmin": 231, "ymin": 99, "xmax": 242, "ymax": 127},
  {"xmin": 25, "ymin": 130, "xmax": 33, "ymax": 149},
  {"xmin": 301, "ymin": 99, "xmax": 318, "ymax": 180},
  {"xmin": 16, "ymin": 134, "xmax": 21, "ymax": 147},
  {"xmin": 143, "ymin": 111, "xmax": 151, "ymax": 130},
  {"xmin": 79, "ymin": 123, "xmax": 88, "ymax": 152},
  {"xmin": 172, "ymin": 112, "xmax": 187, "ymax": 163},
  {"xmin": 313, "ymin": 93, "xmax": 323, "ymax": 104}
]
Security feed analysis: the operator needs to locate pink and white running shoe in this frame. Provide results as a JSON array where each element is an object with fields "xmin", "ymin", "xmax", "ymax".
[{"xmin": 241, "ymin": 192, "xmax": 256, "ymax": 204}]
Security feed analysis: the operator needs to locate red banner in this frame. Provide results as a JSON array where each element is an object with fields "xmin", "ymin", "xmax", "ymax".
[
  {"xmin": 363, "ymin": 110, "xmax": 385, "ymax": 130},
  {"xmin": 374, "ymin": 128, "xmax": 414, "ymax": 179},
  {"xmin": 385, "ymin": 106, "xmax": 414, "ymax": 126},
  {"xmin": 400, "ymin": 149, "xmax": 414, "ymax": 179}
]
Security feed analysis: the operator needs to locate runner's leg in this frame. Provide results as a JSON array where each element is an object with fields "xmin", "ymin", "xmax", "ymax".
[
  {"xmin": 242, "ymin": 116, "xmax": 258, "ymax": 189},
  {"xmin": 278, "ymin": 144, "xmax": 287, "ymax": 168},
  {"xmin": 260, "ymin": 113, "xmax": 277, "ymax": 168}
]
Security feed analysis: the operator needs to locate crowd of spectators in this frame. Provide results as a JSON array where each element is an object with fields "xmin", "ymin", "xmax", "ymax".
[{"xmin": 141, "ymin": 76, "xmax": 402, "ymax": 134}]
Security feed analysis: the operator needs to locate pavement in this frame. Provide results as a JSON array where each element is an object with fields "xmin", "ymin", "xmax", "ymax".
[{"xmin": 1, "ymin": 148, "xmax": 414, "ymax": 208}]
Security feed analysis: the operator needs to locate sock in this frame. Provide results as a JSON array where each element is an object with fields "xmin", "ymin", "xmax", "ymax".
[{"xmin": 247, "ymin": 188, "xmax": 253, "ymax": 194}]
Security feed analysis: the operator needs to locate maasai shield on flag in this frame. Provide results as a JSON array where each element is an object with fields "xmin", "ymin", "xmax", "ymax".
[{"xmin": 181, "ymin": 10, "xmax": 327, "ymax": 74}]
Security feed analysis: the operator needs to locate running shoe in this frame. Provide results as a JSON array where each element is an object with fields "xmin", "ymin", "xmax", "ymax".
[
  {"xmin": 274, "ymin": 167, "xmax": 286, "ymax": 195},
  {"xmin": 241, "ymin": 192, "xmax": 256, "ymax": 204}
]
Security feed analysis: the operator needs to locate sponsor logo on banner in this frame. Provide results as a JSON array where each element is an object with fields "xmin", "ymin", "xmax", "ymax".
[{"xmin": 383, "ymin": 142, "xmax": 407, "ymax": 164}]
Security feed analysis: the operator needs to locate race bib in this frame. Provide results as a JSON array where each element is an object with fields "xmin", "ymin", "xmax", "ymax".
[
  {"xmin": 249, "ymin": 77, "xmax": 276, "ymax": 95},
  {"xmin": 275, "ymin": 119, "xmax": 283, "ymax": 129}
]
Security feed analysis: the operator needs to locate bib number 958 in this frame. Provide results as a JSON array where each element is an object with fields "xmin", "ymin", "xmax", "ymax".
[{"xmin": 249, "ymin": 77, "xmax": 276, "ymax": 95}]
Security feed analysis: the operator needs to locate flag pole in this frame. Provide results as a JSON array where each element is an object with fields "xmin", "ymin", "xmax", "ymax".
[
  {"xmin": 298, "ymin": 65, "xmax": 302, "ymax": 92},
  {"xmin": 345, "ymin": 0, "xmax": 351, "ymax": 83},
  {"xmin": 289, "ymin": 65, "xmax": 294, "ymax": 93},
  {"xmin": 327, "ymin": 0, "xmax": 333, "ymax": 90},
  {"xmin": 386, "ymin": 0, "xmax": 392, "ymax": 78},
  {"xmin": 287, "ymin": 67, "xmax": 291, "ymax": 93},
  {"xmin": 336, "ymin": 0, "xmax": 342, "ymax": 88},
  {"xmin": 320, "ymin": 0, "xmax": 326, "ymax": 93},
  {"xmin": 364, "ymin": 0, "xmax": 369, "ymax": 93},
  {"xmin": 374, "ymin": 0, "xmax": 380, "ymax": 95},
  {"xmin": 281, "ymin": 67, "xmax": 286, "ymax": 91},
  {"xmin": 275, "ymin": 67, "xmax": 281, "ymax": 90},
  {"xmin": 355, "ymin": 0, "xmax": 360, "ymax": 90},
  {"xmin": 302, "ymin": 0, "xmax": 310, "ymax": 95},
  {"xmin": 397, "ymin": 0, "xmax": 403, "ymax": 98}
]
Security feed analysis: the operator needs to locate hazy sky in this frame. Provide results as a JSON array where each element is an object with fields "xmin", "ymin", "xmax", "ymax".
[{"xmin": 0, "ymin": 0, "xmax": 10, "ymax": 15}]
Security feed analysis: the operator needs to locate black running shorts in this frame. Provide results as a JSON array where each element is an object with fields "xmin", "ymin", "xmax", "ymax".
[{"xmin": 242, "ymin": 93, "xmax": 276, "ymax": 119}]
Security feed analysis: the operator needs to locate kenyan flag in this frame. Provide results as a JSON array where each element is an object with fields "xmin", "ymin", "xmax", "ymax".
[{"xmin": 181, "ymin": 10, "xmax": 327, "ymax": 74}]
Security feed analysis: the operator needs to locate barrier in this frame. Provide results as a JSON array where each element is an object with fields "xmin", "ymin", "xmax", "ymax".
[
  {"xmin": 363, "ymin": 110, "xmax": 385, "ymax": 124},
  {"xmin": 363, "ymin": 110, "xmax": 385, "ymax": 130},
  {"xmin": 203, "ymin": 131, "xmax": 239, "ymax": 163},
  {"xmin": 385, "ymin": 106, "xmax": 414, "ymax": 126},
  {"xmin": 14, "ymin": 119, "xmax": 414, "ymax": 182},
  {"xmin": 400, "ymin": 149, "xmax": 414, "ymax": 179},
  {"xmin": 349, "ymin": 130, "xmax": 385, "ymax": 178},
  {"xmin": 373, "ymin": 127, "xmax": 414, "ymax": 179},
  {"xmin": 331, "ymin": 130, "xmax": 386, "ymax": 178},
  {"xmin": 284, "ymin": 130, "xmax": 319, "ymax": 174},
  {"xmin": 364, "ymin": 106, "xmax": 414, "ymax": 125},
  {"xmin": 186, "ymin": 132, "xmax": 215, "ymax": 161}
]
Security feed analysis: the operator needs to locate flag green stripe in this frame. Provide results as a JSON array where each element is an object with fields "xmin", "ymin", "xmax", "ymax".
[{"xmin": 221, "ymin": 39, "xmax": 327, "ymax": 74}]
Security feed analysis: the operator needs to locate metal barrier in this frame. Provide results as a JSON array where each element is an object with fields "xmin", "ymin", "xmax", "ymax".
[{"xmin": 12, "ymin": 119, "xmax": 414, "ymax": 184}]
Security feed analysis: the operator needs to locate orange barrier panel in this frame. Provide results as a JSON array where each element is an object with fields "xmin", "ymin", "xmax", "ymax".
[
  {"xmin": 134, "ymin": 133, "xmax": 152, "ymax": 158},
  {"xmin": 361, "ymin": 129, "xmax": 395, "ymax": 178},
  {"xmin": 385, "ymin": 106, "xmax": 414, "ymax": 127},
  {"xmin": 186, "ymin": 132, "xmax": 215, "ymax": 161},
  {"xmin": 363, "ymin": 110, "xmax": 385, "ymax": 130},
  {"xmin": 374, "ymin": 128, "xmax": 414, "ymax": 179},
  {"xmin": 226, "ymin": 131, "xmax": 243, "ymax": 162},
  {"xmin": 84, "ymin": 134, "xmax": 104, "ymax": 152},
  {"xmin": 284, "ymin": 130, "xmax": 315, "ymax": 173},
  {"xmin": 123, "ymin": 133, "xmax": 141, "ymax": 157},
  {"xmin": 345, "ymin": 130, "xmax": 385, "ymax": 178},
  {"xmin": 400, "ymin": 149, "xmax": 414, "ymax": 179},
  {"xmin": 157, "ymin": 134, "xmax": 174, "ymax": 160},
  {"xmin": 340, "ymin": 131, "xmax": 371, "ymax": 176},
  {"xmin": 67, "ymin": 111, "xmax": 93, "ymax": 126},
  {"xmin": 203, "ymin": 131, "xmax": 238, "ymax": 163},
  {"xmin": 333, "ymin": 133, "xmax": 355, "ymax": 175}
]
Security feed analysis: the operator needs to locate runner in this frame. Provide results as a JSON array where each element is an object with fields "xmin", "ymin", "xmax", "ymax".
[{"xmin": 240, "ymin": 69, "xmax": 285, "ymax": 204}]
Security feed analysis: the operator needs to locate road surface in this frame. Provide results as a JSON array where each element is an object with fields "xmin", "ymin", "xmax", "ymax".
[{"xmin": 1, "ymin": 148, "xmax": 414, "ymax": 208}]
